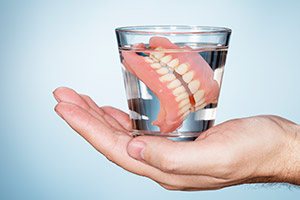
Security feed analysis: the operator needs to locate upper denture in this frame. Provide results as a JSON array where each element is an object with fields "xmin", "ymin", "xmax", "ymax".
[{"xmin": 122, "ymin": 37, "xmax": 220, "ymax": 133}]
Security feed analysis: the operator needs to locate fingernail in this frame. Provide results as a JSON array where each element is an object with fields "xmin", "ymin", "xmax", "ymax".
[{"xmin": 127, "ymin": 140, "xmax": 145, "ymax": 160}]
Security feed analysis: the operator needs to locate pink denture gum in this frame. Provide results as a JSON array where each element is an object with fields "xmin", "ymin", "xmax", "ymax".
[{"xmin": 122, "ymin": 36, "xmax": 219, "ymax": 133}]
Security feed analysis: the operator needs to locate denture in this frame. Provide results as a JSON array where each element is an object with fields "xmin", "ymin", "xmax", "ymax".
[{"xmin": 122, "ymin": 37, "xmax": 220, "ymax": 133}]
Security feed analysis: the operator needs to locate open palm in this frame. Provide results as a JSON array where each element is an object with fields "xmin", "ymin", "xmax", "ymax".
[{"xmin": 53, "ymin": 87, "xmax": 299, "ymax": 190}]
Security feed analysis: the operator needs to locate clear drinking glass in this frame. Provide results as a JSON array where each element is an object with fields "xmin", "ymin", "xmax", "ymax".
[{"xmin": 116, "ymin": 25, "xmax": 231, "ymax": 141}]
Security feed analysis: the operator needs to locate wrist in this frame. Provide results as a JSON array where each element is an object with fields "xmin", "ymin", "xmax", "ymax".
[
  {"xmin": 247, "ymin": 121, "xmax": 300, "ymax": 185},
  {"xmin": 290, "ymin": 124, "xmax": 300, "ymax": 184},
  {"xmin": 280, "ymin": 123, "xmax": 300, "ymax": 185}
]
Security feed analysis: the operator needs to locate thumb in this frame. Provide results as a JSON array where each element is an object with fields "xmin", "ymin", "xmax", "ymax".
[{"xmin": 127, "ymin": 136, "xmax": 217, "ymax": 175}]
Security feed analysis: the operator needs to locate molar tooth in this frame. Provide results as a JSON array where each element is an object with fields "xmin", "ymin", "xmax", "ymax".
[
  {"xmin": 175, "ymin": 92, "xmax": 188, "ymax": 102},
  {"xmin": 179, "ymin": 99, "xmax": 190, "ymax": 108},
  {"xmin": 159, "ymin": 74, "xmax": 176, "ymax": 82},
  {"xmin": 175, "ymin": 63, "xmax": 189, "ymax": 75},
  {"xmin": 168, "ymin": 58, "xmax": 179, "ymax": 68},
  {"xmin": 150, "ymin": 63, "xmax": 162, "ymax": 69},
  {"xmin": 167, "ymin": 79, "xmax": 181, "ymax": 89},
  {"xmin": 156, "ymin": 67, "xmax": 169, "ymax": 75},
  {"xmin": 188, "ymin": 80, "xmax": 200, "ymax": 94},
  {"xmin": 160, "ymin": 55, "xmax": 172, "ymax": 65},
  {"xmin": 194, "ymin": 90, "xmax": 205, "ymax": 102},
  {"xmin": 182, "ymin": 71, "xmax": 194, "ymax": 83},
  {"xmin": 144, "ymin": 57, "xmax": 154, "ymax": 63}
]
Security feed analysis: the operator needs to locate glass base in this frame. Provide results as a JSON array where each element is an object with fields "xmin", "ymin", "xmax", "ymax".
[{"xmin": 132, "ymin": 130, "xmax": 200, "ymax": 141}]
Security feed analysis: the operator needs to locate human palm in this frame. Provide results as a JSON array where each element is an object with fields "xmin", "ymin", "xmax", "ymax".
[{"xmin": 53, "ymin": 87, "xmax": 300, "ymax": 190}]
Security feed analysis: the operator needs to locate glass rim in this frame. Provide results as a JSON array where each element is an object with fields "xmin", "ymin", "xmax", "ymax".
[{"xmin": 115, "ymin": 25, "xmax": 232, "ymax": 35}]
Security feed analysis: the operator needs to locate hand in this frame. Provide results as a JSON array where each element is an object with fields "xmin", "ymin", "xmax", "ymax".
[{"xmin": 53, "ymin": 87, "xmax": 300, "ymax": 190}]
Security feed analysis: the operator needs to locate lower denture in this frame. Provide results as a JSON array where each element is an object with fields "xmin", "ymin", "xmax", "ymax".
[{"xmin": 122, "ymin": 37, "xmax": 220, "ymax": 133}]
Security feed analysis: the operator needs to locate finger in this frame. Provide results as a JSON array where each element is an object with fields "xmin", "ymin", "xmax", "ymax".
[
  {"xmin": 53, "ymin": 88, "xmax": 233, "ymax": 189},
  {"xmin": 101, "ymin": 106, "xmax": 132, "ymax": 131},
  {"xmin": 53, "ymin": 87, "xmax": 108, "ymax": 126},
  {"xmin": 53, "ymin": 87, "xmax": 126, "ymax": 132},
  {"xmin": 54, "ymin": 102, "xmax": 159, "ymax": 175},
  {"xmin": 127, "ymin": 135, "xmax": 226, "ymax": 176},
  {"xmin": 54, "ymin": 102, "xmax": 227, "ymax": 189},
  {"xmin": 54, "ymin": 102, "xmax": 120, "ymax": 153},
  {"xmin": 54, "ymin": 102, "xmax": 197, "ymax": 186},
  {"xmin": 79, "ymin": 94, "xmax": 105, "ymax": 115},
  {"xmin": 53, "ymin": 87, "xmax": 89, "ymax": 109},
  {"xmin": 80, "ymin": 95, "xmax": 128, "ymax": 132}
]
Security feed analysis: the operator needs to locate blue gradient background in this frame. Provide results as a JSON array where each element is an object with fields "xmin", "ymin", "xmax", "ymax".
[{"xmin": 0, "ymin": 0, "xmax": 299, "ymax": 199}]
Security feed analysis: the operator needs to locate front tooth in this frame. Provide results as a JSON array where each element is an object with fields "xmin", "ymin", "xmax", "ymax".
[
  {"xmin": 188, "ymin": 80, "xmax": 200, "ymax": 94},
  {"xmin": 160, "ymin": 55, "xmax": 172, "ymax": 65},
  {"xmin": 168, "ymin": 58, "xmax": 179, "ymax": 68},
  {"xmin": 172, "ymin": 85, "xmax": 185, "ymax": 96},
  {"xmin": 182, "ymin": 71, "xmax": 194, "ymax": 83},
  {"xmin": 167, "ymin": 79, "xmax": 181, "ymax": 89},
  {"xmin": 159, "ymin": 74, "xmax": 176, "ymax": 82},
  {"xmin": 194, "ymin": 90, "xmax": 205, "ymax": 102},
  {"xmin": 150, "ymin": 63, "xmax": 162, "ymax": 69},
  {"xmin": 144, "ymin": 57, "xmax": 154, "ymax": 63},
  {"xmin": 151, "ymin": 52, "xmax": 165, "ymax": 60},
  {"xmin": 175, "ymin": 92, "xmax": 188, "ymax": 102},
  {"xmin": 156, "ymin": 67, "xmax": 169, "ymax": 75},
  {"xmin": 179, "ymin": 104, "xmax": 190, "ymax": 114},
  {"xmin": 179, "ymin": 99, "xmax": 190, "ymax": 108},
  {"xmin": 175, "ymin": 63, "xmax": 189, "ymax": 75}
]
